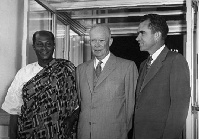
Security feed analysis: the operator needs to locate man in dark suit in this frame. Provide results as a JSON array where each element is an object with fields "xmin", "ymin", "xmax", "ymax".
[
  {"xmin": 76, "ymin": 24, "xmax": 138, "ymax": 138},
  {"xmin": 133, "ymin": 14, "xmax": 190, "ymax": 139}
]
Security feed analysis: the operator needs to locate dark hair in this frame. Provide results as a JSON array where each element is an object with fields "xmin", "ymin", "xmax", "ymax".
[
  {"xmin": 140, "ymin": 14, "xmax": 169, "ymax": 40},
  {"xmin": 32, "ymin": 30, "xmax": 55, "ymax": 44}
]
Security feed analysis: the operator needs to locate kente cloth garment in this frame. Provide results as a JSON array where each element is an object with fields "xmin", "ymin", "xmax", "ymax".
[{"xmin": 17, "ymin": 59, "xmax": 78, "ymax": 139}]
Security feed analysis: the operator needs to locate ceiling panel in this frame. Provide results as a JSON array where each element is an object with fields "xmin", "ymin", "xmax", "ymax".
[
  {"xmin": 32, "ymin": 0, "xmax": 187, "ymax": 35},
  {"xmin": 45, "ymin": 0, "xmax": 185, "ymax": 10}
]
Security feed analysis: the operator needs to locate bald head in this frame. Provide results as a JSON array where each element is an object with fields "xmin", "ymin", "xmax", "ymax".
[
  {"xmin": 90, "ymin": 24, "xmax": 111, "ymax": 39},
  {"xmin": 33, "ymin": 30, "xmax": 55, "ymax": 45}
]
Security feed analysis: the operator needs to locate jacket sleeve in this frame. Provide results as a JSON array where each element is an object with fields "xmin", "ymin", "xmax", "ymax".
[
  {"xmin": 125, "ymin": 61, "xmax": 138, "ymax": 131},
  {"xmin": 162, "ymin": 54, "xmax": 191, "ymax": 138},
  {"xmin": 9, "ymin": 114, "xmax": 18, "ymax": 138}
]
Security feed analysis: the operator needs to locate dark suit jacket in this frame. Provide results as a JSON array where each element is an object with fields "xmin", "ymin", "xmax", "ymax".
[{"xmin": 133, "ymin": 47, "xmax": 190, "ymax": 139}]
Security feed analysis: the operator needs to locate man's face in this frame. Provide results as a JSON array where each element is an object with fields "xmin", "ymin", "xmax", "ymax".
[
  {"xmin": 136, "ymin": 20, "xmax": 156, "ymax": 54},
  {"xmin": 33, "ymin": 34, "xmax": 55, "ymax": 61},
  {"xmin": 90, "ymin": 27, "xmax": 112, "ymax": 60}
]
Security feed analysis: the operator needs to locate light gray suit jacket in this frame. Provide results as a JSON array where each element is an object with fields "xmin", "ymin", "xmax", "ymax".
[{"xmin": 76, "ymin": 53, "xmax": 138, "ymax": 139}]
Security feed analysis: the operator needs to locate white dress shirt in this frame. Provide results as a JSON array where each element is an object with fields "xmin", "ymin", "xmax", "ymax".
[
  {"xmin": 94, "ymin": 52, "xmax": 110, "ymax": 71},
  {"xmin": 151, "ymin": 45, "xmax": 165, "ymax": 65},
  {"xmin": 1, "ymin": 62, "xmax": 43, "ymax": 115}
]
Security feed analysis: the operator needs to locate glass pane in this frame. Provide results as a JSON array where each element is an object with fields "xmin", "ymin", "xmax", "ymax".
[
  {"xmin": 56, "ymin": 20, "xmax": 68, "ymax": 59},
  {"xmin": 69, "ymin": 30, "xmax": 83, "ymax": 67},
  {"xmin": 55, "ymin": 20, "xmax": 84, "ymax": 66},
  {"xmin": 28, "ymin": 0, "xmax": 53, "ymax": 64}
]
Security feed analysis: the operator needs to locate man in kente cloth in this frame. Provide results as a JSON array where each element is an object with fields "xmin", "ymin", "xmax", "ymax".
[{"xmin": 1, "ymin": 30, "xmax": 79, "ymax": 139}]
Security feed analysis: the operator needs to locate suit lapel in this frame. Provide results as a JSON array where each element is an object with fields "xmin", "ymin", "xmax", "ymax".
[
  {"xmin": 86, "ymin": 59, "xmax": 95, "ymax": 93},
  {"xmin": 95, "ymin": 53, "xmax": 117, "ymax": 88},
  {"xmin": 135, "ymin": 61, "xmax": 147, "ymax": 96},
  {"xmin": 140, "ymin": 47, "xmax": 169, "ymax": 92}
]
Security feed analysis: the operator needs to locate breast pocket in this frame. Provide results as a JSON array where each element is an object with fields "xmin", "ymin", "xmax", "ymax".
[{"xmin": 105, "ymin": 76, "xmax": 125, "ymax": 101}]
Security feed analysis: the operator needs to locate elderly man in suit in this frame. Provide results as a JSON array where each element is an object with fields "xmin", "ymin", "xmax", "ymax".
[
  {"xmin": 133, "ymin": 14, "xmax": 190, "ymax": 139},
  {"xmin": 76, "ymin": 24, "xmax": 138, "ymax": 138}
]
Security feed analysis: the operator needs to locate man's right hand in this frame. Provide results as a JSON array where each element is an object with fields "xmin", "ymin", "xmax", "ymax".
[{"xmin": 9, "ymin": 115, "xmax": 18, "ymax": 139}]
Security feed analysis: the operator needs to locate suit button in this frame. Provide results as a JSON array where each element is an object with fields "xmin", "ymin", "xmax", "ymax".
[
  {"xmin": 135, "ymin": 106, "xmax": 139, "ymax": 109},
  {"xmin": 89, "ymin": 122, "xmax": 95, "ymax": 125}
]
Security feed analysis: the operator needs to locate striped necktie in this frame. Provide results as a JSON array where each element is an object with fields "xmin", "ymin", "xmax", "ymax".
[
  {"xmin": 146, "ymin": 56, "xmax": 153, "ymax": 70},
  {"xmin": 95, "ymin": 61, "xmax": 102, "ymax": 78}
]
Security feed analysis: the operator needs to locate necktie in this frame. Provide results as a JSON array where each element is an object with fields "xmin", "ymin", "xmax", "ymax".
[
  {"xmin": 143, "ymin": 56, "xmax": 153, "ymax": 81},
  {"xmin": 95, "ymin": 61, "xmax": 102, "ymax": 77},
  {"xmin": 146, "ymin": 56, "xmax": 153, "ymax": 70},
  {"xmin": 137, "ymin": 56, "xmax": 153, "ymax": 94}
]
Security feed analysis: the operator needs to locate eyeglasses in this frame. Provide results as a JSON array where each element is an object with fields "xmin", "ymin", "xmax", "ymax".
[{"xmin": 90, "ymin": 39, "xmax": 106, "ymax": 45}]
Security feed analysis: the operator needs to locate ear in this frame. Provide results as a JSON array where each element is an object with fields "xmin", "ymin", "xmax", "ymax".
[
  {"xmin": 109, "ymin": 38, "xmax": 113, "ymax": 46},
  {"xmin": 53, "ymin": 41, "xmax": 56, "ymax": 49},
  {"xmin": 154, "ymin": 31, "xmax": 161, "ymax": 42}
]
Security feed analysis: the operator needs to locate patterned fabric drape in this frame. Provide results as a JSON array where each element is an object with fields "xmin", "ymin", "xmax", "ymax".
[{"xmin": 18, "ymin": 59, "xmax": 78, "ymax": 139}]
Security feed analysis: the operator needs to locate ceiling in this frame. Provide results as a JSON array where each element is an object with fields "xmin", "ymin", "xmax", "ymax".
[{"xmin": 31, "ymin": 0, "xmax": 188, "ymax": 36}]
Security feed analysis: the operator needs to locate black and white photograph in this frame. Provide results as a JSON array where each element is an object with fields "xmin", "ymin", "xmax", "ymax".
[{"xmin": 0, "ymin": 0, "xmax": 198, "ymax": 139}]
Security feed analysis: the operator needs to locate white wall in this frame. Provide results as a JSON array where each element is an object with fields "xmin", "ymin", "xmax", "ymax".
[{"xmin": 0, "ymin": 0, "xmax": 24, "ymax": 138}]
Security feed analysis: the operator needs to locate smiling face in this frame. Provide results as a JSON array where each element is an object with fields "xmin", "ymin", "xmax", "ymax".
[
  {"xmin": 90, "ymin": 26, "xmax": 113, "ymax": 60},
  {"xmin": 136, "ymin": 20, "xmax": 157, "ymax": 54},
  {"xmin": 33, "ymin": 32, "xmax": 55, "ymax": 62}
]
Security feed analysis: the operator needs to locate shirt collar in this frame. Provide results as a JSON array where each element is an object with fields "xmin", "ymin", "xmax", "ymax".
[
  {"xmin": 94, "ymin": 52, "xmax": 110, "ymax": 69},
  {"xmin": 151, "ymin": 45, "xmax": 165, "ymax": 64}
]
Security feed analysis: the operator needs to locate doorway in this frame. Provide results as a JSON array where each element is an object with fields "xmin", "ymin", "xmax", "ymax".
[{"xmin": 110, "ymin": 35, "xmax": 184, "ymax": 69}]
